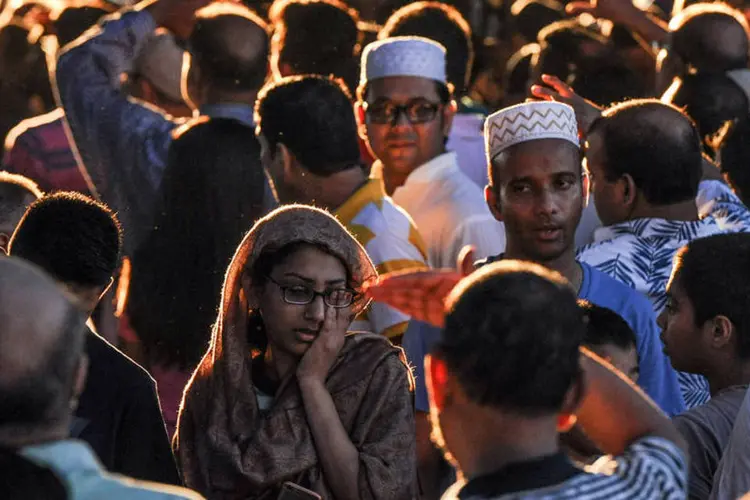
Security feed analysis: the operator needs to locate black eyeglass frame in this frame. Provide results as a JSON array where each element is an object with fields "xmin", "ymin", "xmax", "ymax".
[{"xmin": 265, "ymin": 274, "xmax": 358, "ymax": 309}]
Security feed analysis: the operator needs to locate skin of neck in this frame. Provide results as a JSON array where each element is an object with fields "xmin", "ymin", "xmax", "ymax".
[
  {"xmin": 452, "ymin": 407, "xmax": 561, "ymax": 480},
  {"xmin": 503, "ymin": 244, "xmax": 583, "ymax": 292},
  {"xmin": 200, "ymin": 88, "xmax": 259, "ymax": 109},
  {"xmin": 627, "ymin": 198, "xmax": 699, "ymax": 222},
  {"xmin": 705, "ymin": 355, "xmax": 750, "ymax": 396},
  {"xmin": 296, "ymin": 166, "xmax": 367, "ymax": 211},
  {"xmin": 381, "ymin": 146, "xmax": 447, "ymax": 196},
  {"xmin": 0, "ymin": 419, "xmax": 71, "ymax": 449}
]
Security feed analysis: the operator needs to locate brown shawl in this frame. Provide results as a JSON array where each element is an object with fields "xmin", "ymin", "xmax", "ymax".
[{"xmin": 174, "ymin": 205, "xmax": 417, "ymax": 499}]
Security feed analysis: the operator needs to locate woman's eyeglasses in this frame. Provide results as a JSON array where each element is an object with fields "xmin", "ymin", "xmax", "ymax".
[
  {"xmin": 364, "ymin": 99, "xmax": 442, "ymax": 125},
  {"xmin": 266, "ymin": 275, "xmax": 356, "ymax": 308}
]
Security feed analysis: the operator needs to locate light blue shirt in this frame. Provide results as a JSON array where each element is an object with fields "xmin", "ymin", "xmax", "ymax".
[{"xmin": 22, "ymin": 440, "xmax": 202, "ymax": 499}]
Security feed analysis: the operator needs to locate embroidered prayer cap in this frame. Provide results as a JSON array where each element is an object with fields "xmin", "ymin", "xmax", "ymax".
[
  {"xmin": 360, "ymin": 36, "xmax": 447, "ymax": 86},
  {"xmin": 485, "ymin": 101, "xmax": 579, "ymax": 161}
]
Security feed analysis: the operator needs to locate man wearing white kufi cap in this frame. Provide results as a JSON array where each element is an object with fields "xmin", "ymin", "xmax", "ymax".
[
  {"xmin": 478, "ymin": 100, "xmax": 684, "ymax": 417},
  {"xmin": 356, "ymin": 36, "xmax": 504, "ymax": 269}
]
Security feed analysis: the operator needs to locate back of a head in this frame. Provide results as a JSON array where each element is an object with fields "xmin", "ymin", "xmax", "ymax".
[
  {"xmin": 256, "ymin": 75, "xmax": 361, "ymax": 176},
  {"xmin": 9, "ymin": 192, "xmax": 122, "ymax": 288},
  {"xmin": 437, "ymin": 261, "xmax": 583, "ymax": 415},
  {"xmin": 718, "ymin": 117, "xmax": 750, "ymax": 204},
  {"xmin": 670, "ymin": 3, "xmax": 750, "ymax": 72},
  {"xmin": 0, "ymin": 448, "xmax": 68, "ymax": 499},
  {"xmin": 511, "ymin": 0, "xmax": 564, "ymax": 43},
  {"xmin": 674, "ymin": 232, "xmax": 750, "ymax": 358},
  {"xmin": 0, "ymin": 257, "xmax": 86, "ymax": 438},
  {"xmin": 592, "ymin": 99, "xmax": 703, "ymax": 205},
  {"xmin": 572, "ymin": 56, "xmax": 649, "ymax": 107},
  {"xmin": 129, "ymin": 118, "xmax": 267, "ymax": 370},
  {"xmin": 533, "ymin": 20, "xmax": 608, "ymax": 84},
  {"xmin": 578, "ymin": 300, "xmax": 637, "ymax": 351},
  {"xmin": 379, "ymin": 1, "xmax": 473, "ymax": 93},
  {"xmin": 504, "ymin": 44, "xmax": 539, "ymax": 104},
  {"xmin": 190, "ymin": 3, "xmax": 270, "ymax": 93},
  {"xmin": 271, "ymin": 0, "xmax": 361, "ymax": 93},
  {"xmin": 664, "ymin": 72, "xmax": 749, "ymax": 149},
  {"xmin": 54, "ymin": 6, "xmax": 109, "ymax": 48}
]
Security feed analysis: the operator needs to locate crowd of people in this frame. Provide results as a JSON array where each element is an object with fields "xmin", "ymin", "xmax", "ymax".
[{"xmin": 2, "ymin": 0, "xmax": 750, "ymax": 498}]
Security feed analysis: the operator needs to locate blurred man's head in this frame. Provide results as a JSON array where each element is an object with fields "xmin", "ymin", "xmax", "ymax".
[
  {"xmin": 662, "ymin": 71, "xmax": 749, "ymax": 155},
  {"xmin": 0, "ymin": 172, "xmax": 41, "ymax": 254},
  {"xmin": 256, "ymin": 75, "xmax": 363, "ymax": 204},
  {"xmin": 660, "ymin": 233, "xmax": 750, "ymax": 376},
  {"xmin": 0, "ymin": 257, "xmax": 87, "ymax": 447},
  {"xmin": 184, "ymin": 3, "xmax": 270, "ymax": 109},
  {"xmin": 426, "ymin": 261, "xmax": 584, "ymax": 475},
  {"xmin": 9, "ymin": 192, "xmax": 123, "ymax": 316},
  {"xmin": 357, "ymin": 37, "xmax": 456, "ymax": 189},
  {"xmin": 485, "ymin": 101, "xmax": 583, "ymax": 264},
  {"xmin": 379, "ymin": 2, "xmax": 473, "ymax": 95},
  {"xmin": 127, "ymin": 30, "xmax": 192, "ymax": 118},
  {"xmin": 578, "ymin": 300, "xmax": 639, "ymax": 381},
  {"xmin": 269, "ymin": 0, "xmax": 361, "ymax": 93},
  {"xmin": 585, "ymin": 100, "xmax": 702, "ymax": 226},
  {"xmin": 658, "ymin": 2, "xmax": 750, "ymax": 92}
]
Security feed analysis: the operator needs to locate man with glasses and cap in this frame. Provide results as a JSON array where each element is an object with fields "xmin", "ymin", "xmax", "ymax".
[{"xmin": 356, "ymin": 36, "xmax": 504, "ymax": 269}]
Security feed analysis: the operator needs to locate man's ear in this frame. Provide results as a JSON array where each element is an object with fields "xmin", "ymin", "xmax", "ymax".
[
  {"xmin": 355, "ymin": 102, "xmax": 368, "ymax": 141},
  {"xmin": 485, "ymin": 184, "xmax": 503, "ymax": 222},
  {"xmin": 442, "ymin": 99, "xmax": 457, "ymax": 137},
  {"xmin": 620, "ymin": 173, "xmax": 638, "ymax": 212},
  {"xmin": 709, "ymin": 315, "xmax": 734, "ymax": 350},
  {"xmin": 426, "ymin": 354, "xmax": 450, "ymax": 411},
  {"xmin": 558, "ymin": 369, "xmax": 586, "ymax": 432}
]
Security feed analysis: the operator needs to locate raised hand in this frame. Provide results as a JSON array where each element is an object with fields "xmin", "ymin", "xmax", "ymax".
[
  {"xmin": 530, "ymin": 74, "xmax": 603, "ymax": 136},
  {"xmin": 364, "ymin": 269, "xmax": 464, "ymax": 328},
  {"xmin": 296, "ymin": 306, "xmax": 349, "ymax": 383}
]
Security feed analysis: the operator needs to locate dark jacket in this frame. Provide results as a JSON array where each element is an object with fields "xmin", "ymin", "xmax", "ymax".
[{"xmin": 72, "ymin": 328, "xmax": 181, "ymax": 486}]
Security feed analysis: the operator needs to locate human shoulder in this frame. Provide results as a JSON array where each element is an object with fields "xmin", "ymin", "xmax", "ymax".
[
  {"xmin": 583, "ymin": 264, "xmax": 652, "ymax": 313},
  {"xmin": 5, "ymin": 108, "xmax": 66, "ymax": 150},
  {"xmin": 85, "ymin": 330, "xmax": 156, "ymax": 392}
]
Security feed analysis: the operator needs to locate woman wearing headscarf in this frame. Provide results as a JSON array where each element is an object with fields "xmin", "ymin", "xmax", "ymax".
[{"xmin": 174, "ymin": 205, "xmax": 417, "ymax": 500}]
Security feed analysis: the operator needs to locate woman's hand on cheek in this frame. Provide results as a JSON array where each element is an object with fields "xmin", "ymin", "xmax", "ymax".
[{"xmin": 297, "ymin": 306, "xmax": 349, "ymax": 384}]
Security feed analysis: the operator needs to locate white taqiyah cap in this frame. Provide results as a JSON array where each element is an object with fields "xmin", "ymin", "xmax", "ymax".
[
  {"xmin": 485, "ymin": 101, "xmax": 579, "ymax": 161},
  {"xmin": 360, "ymin": 36, "xmax": 447, "ymax": 86}
]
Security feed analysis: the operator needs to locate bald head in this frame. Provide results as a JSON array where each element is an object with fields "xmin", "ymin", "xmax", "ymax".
[
  {"xmin": 590, "ymin": 99, "xmax": 702, "ymax": 205},
  {"xmin": 189, "ymin": 3, "xmax": 270, "ymax": 93},
  {"xmin": 670, "ymin": 3, "xmax": 750, "ymax": 71},
  {"xmin": 0, "ymin": 257, "xmax": 85, "ymax": 437}
]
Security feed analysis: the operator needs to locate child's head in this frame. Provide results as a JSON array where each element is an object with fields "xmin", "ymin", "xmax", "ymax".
[
  {"xmin": 659, "ymin": 233, "xmax": 750, "ymax": 375},
  {"xmin": 578, "ymin": 300, "xmax": 639, "ymax": 382}
]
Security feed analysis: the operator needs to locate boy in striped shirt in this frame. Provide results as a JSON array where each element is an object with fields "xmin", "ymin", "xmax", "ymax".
[{"xmin": 255, "ymin": 74, "xmax": 427, "ymax": 343}]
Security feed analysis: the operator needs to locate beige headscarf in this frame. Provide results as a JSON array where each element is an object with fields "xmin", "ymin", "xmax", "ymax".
[{"xmin": 175, "ymin": 205, "xmax": 415, "ymax": 499}]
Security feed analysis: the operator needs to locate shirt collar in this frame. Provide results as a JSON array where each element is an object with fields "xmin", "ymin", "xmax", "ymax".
[
  {"xmin": 335, "ymin": 179, "xmax": 385, "ymax": 226},
  {"xmin": 22, "ymin": 440, "xmax": 103, "ymax": 478},
  {"xmin": 593, "ymin": 216, "xmax": 718, "ymax": 243},
  {"xmin": 457, "ymin": 452, "xmax": 581, "ymax": 498},
  {"xmin": 199, "ymin": 103, "xmax": 255, "ymax": 127}
]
